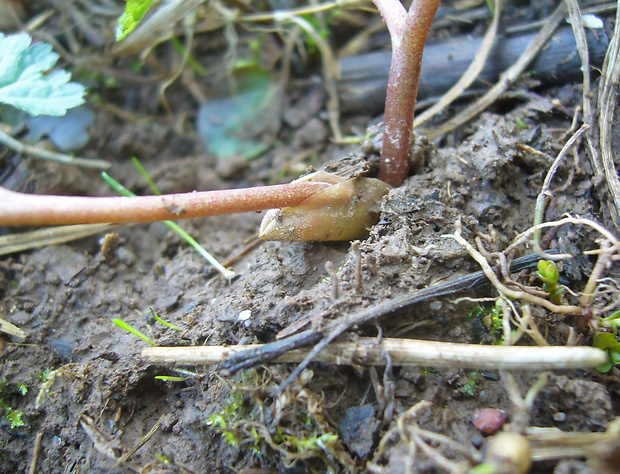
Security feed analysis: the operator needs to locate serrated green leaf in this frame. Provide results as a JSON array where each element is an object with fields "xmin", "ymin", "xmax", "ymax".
[
  {"xmin": 20, "ymin": 44, "xmax": 58, "ymax": 81},
  {"xmin": 116, "ymin": 0, "xmax": 155, "ymax": 41},
  {"xmin": 0, "ymin": 34, "xmax": 31, "ymax": 84},
  {"xmin": 0, "ymin": 33, "xmax": 86, "ymax": 117}
]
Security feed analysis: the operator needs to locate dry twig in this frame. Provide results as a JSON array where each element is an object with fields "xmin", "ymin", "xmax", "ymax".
[
  {"xmin": 143, "ymin": 337, "xmax": 607, "ymax": 370},
  {"xmin": 0, "ymin": 129, "xmax": 110, "ymax": 170},
  {"xmin": 427, "ymin": 1, "xmax": 567, "ymax": 140},
  {"xmin": 414, "ymin": 0, "xmax": 502, "ymax": 129},
  {"xmin": 597, "ymin": 3, "xmax": 620, "ymax": 228}
]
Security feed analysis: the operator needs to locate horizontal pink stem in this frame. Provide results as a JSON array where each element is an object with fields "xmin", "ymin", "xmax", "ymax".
[{"xmin": 0, "ymin": 182, "xmax": 329, "ymax": 227}]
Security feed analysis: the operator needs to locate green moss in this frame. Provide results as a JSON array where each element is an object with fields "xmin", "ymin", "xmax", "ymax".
[
  {"xmin": 468, "ymin": 303, "xmax": 504, "ymax": 344},
  {"xmin": 0, "ymin": 378, "xmax": 26, "ymax": 429},
  {"xmin": 205, "ymin": 369, "xmax": 351, "ymax": 470},
  {"xmin": 458, "ymin": 371, "xmax": 480, "ymax": 397},
  {"xmin": 36, "ymin": 367, "xmax": 52, "ymax": 384},
  {"xmin": 3, "ymin": 405, "xmax": 24, "ymax": 429}
]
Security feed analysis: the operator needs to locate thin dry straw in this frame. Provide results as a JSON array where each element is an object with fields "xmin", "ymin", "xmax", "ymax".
[{"xmin": 142, "ymin": 337, "xmax": 608, "ymax": 370}]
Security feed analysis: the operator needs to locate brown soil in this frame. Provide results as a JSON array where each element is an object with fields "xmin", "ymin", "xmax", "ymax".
[{"xmin": 1, "ymin": 1, "xmax": 619, "ymax": 473}]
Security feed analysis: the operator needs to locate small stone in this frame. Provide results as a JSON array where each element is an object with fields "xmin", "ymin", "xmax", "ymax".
[
  {"xmin": 339, "ymin": 404, "xmax": 380, "ymax": 458},
  {"xmin": 116, "ymin": 247, "xmax": 136, "ymax": 266},
  {"xmin": 293, "ymin": 117, "xmax": 328, "ymax": 149},
  {"xmin": 215, "ymin": 155, "xmax": 248, "ymax": 180},
  {"xmin": 473, "ymin": 408, "xmax": 508, "ymax": 435},
  {"xmin": 553, "ymin": 411, "xmax": 567, "ymax": 422}
]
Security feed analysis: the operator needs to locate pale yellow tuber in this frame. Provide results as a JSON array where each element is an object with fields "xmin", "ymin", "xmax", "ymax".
[{"xmin": 259, "ymin": 171, "xmax": 391, "ymax": 241}]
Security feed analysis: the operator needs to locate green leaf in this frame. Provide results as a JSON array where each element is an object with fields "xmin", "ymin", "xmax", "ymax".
[
  {"xmin": 116, "ymin": 0, "xmax": 155, "ymax": 41},
  {"xmin": 596, "ymin": 358, "xmax": 613, "ymax": 373},
  {"xmin": 609, "ymin": 343, "xmax": 620, "ymax": 364},
  {"xmin": 154, "ymin": 375, "xmax": 187, "ymax": 382},
  {"xmin": 537, "ymin": 260, "xmax": 559, "ymax": 286},
  {"xmin": 0, "ymin": 33, "xmax": 86, "ymax": 117},
  {"xmin": 602, "ymin": 309, "xmax": 620, "ymax": 323},
  {"xmin": 593, "ymin": 332, "xmax": 617, "ymax": 350}
]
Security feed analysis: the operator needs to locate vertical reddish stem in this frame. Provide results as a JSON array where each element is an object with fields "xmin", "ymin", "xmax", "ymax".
[{"xmin": 378, "ymin": 0, "xmax": 441, "ymax": 187}]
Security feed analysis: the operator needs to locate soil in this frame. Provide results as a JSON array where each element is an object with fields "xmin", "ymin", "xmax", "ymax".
[{"xmin": 1, "ymin": 1, "xmax": 620, "ymax": 473}]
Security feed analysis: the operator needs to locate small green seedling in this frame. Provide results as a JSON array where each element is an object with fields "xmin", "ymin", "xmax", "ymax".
[
  {"xmin": 147, "ymin": 309, "xmax": 183, "ymax": 332},
  {"xmin": 154, "ymin": 375, "xmax": 188, "ymax": 382},
  {"xmin": 155, "ymin": 368, "xmax": 196, "ymax": 383},
  {"xmin": 537, "ymin": 260, "xmax": 565, "ymax": 305},
  {"xmin": 112, "ymin": 318, "xmax": 156, "ymax": 346},
  {"xmin": 599, "ymin": 309, "xmax": 620, "ymax": 330},
  {"xmin": 592, "ymin": 332, "xmax": 620, "ymax": 373},
  {"xmin": 116, "ymin": 0, "xmax": 154, "ymax": 41}
]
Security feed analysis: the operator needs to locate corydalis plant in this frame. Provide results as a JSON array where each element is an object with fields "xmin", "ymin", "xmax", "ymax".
[
  {"xmin": 0, "ymin": 1, "xmax": 441, "ymax": 240},
  {"xmin": 372, "ymin": 0, "xmax": 441, "ymax": 186}
]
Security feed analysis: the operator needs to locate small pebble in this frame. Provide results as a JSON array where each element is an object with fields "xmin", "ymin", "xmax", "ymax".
[
  {"xmin": 553, "ymin": 411, "xmax": 567, "ymax": 422},
  {"xmin": 473, "ymin": 408, "xmax": 508, "ymax": 435},
  {"xmin": 429, "ymin": 300, "xmax": 442, "ymax": 311},
  {"xmin": 116, "ymin": 247, "xmax": 136, "ymax": 266}
]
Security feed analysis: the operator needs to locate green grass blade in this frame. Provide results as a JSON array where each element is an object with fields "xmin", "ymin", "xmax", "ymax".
[
  {"xmin": 148, "ymin": 309, "xmax": 183, "ymax": 331},
  {"xmin": 112, "ymin": 318, "xmax": 156, "ymax": 346},
  {"xmin": 131, "ymin": 157, "xmax": 161, "ymax": 195}
]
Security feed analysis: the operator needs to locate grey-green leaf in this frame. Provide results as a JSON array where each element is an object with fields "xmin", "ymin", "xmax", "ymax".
[{"xmin": 0, "ymin": 33, "xmax": 86, "ymax": 117}]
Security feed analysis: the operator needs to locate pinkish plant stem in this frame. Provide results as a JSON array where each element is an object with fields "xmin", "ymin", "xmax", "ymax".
[
  {"xmin": 373, "ymin": 0, "xmax": 441, "ymax": 187},
  {"xmin": 0, "ymin": 181, "xmax": 329, "ymax": 227},
  {"xmin": 372, "ymin": 0, "xmax": 406, "ymax": 42}
]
